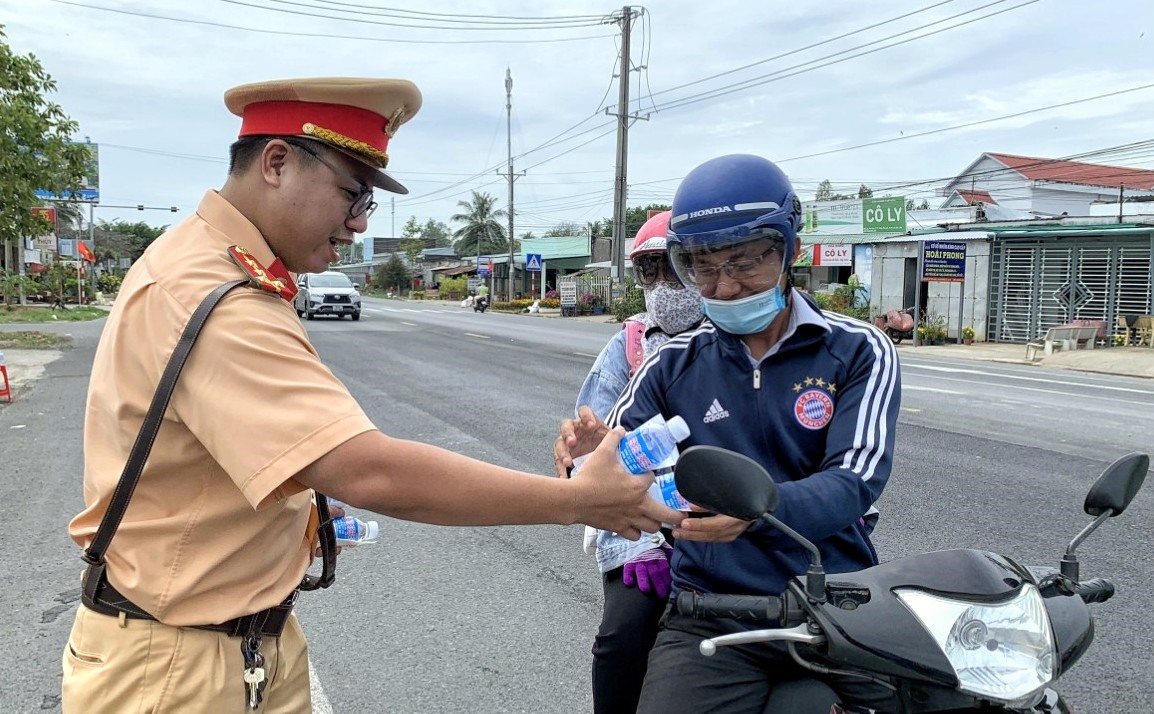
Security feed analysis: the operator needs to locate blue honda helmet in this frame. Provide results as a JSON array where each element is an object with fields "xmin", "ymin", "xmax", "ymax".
[{"xmin": 666, "ymin": 154, "xmax": 803, "ymax": 291}]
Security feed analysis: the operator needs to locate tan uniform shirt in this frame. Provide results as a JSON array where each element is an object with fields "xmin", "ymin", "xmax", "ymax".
[{"xmin": 69, "ymin": 190, "xmax": 376, "ymax": 625}]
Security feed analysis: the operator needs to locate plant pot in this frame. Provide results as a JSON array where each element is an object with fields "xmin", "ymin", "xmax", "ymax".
[{"xmin": 963, "ymin": 338, "xmax": 973, "ymax": 345}]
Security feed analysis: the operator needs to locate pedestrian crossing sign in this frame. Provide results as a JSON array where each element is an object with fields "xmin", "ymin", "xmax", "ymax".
[{"xmin": 526, "ymin": 253, "xmax": 543, "ymax": 272}]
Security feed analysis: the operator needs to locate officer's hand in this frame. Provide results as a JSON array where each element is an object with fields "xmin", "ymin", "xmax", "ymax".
[
  {"xmin": 568, "ymin": 427, "xmax": 682, "ymax": 540},
  {"xmin": 315, "ymin": 501, "xmax": 347, "ymax": 558},
  {"xmin": 554, "ymin": 405, "xmax": 610, "ymax": 478},
  {"xmin": 672, "ymin": 505, "xmax": 753, "ymax": 543}
]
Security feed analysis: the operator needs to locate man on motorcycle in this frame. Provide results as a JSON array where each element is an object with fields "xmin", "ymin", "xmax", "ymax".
[{"xmin": 556, "ymin": 155, "xmax": 901, "ymax": 713}]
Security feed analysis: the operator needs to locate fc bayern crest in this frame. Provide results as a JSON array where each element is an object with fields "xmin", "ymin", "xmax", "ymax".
[{"xmin": 794, "ymin": 389, "xmax": 834, "ymax": 430}]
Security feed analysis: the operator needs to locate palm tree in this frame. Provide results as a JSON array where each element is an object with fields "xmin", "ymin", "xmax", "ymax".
[
  {"xmin": 451, "ymin": 191, "xmax": 509, "ymax": 257},
  {"xmin": 49, "ymin": 200, "xmax": 85, "ymax": 237}
]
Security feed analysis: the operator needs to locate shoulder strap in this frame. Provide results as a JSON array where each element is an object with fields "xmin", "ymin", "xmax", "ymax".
[
  {"xmin": 624, "ymin": 318, "xmax": 646, "ymax": 376},
  {"xmin": 83, "ymin": 280, "xmax": 247, "ymax": 566}
]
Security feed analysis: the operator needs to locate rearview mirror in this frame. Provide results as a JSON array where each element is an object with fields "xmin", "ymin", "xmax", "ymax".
[
  {"xmin": 1085, "ymin": 452, "xmax": 1148, "ymax": 517},
  {"xmin": 674, "ymin": 445, "xmax": 779, "ymax": 521}
]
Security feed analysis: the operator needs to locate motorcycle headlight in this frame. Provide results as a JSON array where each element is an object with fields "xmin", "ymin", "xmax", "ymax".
[{"xmin": 895, "ymin": 583, "xmax": 1054, "ymax": 708}]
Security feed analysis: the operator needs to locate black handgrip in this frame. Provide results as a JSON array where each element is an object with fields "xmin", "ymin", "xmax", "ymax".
[
  {"xmin": 675, "ymin": 592, "xmax": 783, "ymax": 622},
  {"xmin": 1074, "ymin": 578, "xmax": 1115, "ymax": 604}
]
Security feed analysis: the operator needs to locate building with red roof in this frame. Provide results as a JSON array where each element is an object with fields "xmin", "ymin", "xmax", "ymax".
[{"xmin": 940, "ymin": 153, "xmax": 1154, "ymax": 216}]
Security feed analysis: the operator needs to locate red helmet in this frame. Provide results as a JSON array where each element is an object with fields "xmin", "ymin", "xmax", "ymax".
[{"xmin": 629, "ymin": 211, "xmax": 671, "ymax": 260}]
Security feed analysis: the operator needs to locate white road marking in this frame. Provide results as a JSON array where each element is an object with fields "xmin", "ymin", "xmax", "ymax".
[
  {"xmin": 310, "ymin": 664, "xmax": 333, "ymax": 713},
  {"xmin": 464, "ymin": 332, "xmax": 490, "ymax": 339},
  {"xmin": 903, "ymin": 385, "xmax": 965, "ymax": 395},
  {"xmin": 903, "ymin": 363, "xmax": 1153, "ymax": 395}
]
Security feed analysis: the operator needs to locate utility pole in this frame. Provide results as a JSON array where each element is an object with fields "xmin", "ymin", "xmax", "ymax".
[
  {"xmin": 1118, "ymin": 183, "xmax": 1124, "ymax": 224},
  {"xmin": 498, "ymin": 67, "xmax": 524, "ymax": 301},
  {"xmin": 391, "ymin": 196, "xmax": 396, "ymax": 237},
  {"xmin": 607, "ymin": 6, "xmax": 646, "ymax": 305}
]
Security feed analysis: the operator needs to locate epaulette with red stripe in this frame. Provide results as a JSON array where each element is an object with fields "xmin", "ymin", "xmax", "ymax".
[{"xmin": 227, "ymin": 245, "xmax": 295, "ymax": 301}]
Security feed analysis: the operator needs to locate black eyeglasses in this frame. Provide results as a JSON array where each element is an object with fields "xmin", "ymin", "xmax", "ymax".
[
  {"xmin": 686, "ymin": 245, "xmax": 781, "ymax": 284},
  {"xmin": 284, "ymin": 139, "xmax": 378, "ymax": 219},
  {"xmin": 632, "ymin": 253, "xmax": 682, "ymax": 289}
]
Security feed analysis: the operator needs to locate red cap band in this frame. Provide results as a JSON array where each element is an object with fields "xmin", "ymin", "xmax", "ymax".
[{"xmin": 238, "ymin": 100, "xmax": 389, "ymax": 153}]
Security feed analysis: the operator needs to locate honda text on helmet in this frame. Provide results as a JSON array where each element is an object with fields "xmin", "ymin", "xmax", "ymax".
[{"xmin": 666, "ymin": 154, "xmax": 803, "ymax": 335}]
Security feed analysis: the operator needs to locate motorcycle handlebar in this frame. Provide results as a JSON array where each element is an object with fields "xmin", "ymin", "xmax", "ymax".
[
  {"xmin": 675, "ymin": 592, "xmax": 784, "ymax": 623},
  {"xmin": 1074, "ymin": 577, "xmax": 1115, "ymax": 604}
]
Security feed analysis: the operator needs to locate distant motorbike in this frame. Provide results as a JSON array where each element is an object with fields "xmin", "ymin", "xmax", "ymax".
[
  {"xmin": 473, "ymin": 295, "xmax": 489, "ymax": 313},
  {"xmin": 874, "ymin": 307, "xmax": 915, "ymax": 344},
  {"xmin": 672, "ymin": 445, "xmax": 1147, "ymax": 713}
]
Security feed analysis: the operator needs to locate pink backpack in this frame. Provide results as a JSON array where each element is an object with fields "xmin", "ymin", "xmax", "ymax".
[{"xmin": 624, "ymin": 318, "xmax": 646, "ymax": 376}]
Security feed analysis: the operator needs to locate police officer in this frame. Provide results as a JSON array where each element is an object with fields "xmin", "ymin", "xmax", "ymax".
[{"xmin": 63, "ymin": 77, "xmax": 680, "ymax": 713}]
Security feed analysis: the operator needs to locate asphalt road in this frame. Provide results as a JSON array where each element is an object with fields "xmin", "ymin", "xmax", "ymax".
[{"xmin": 1, "ymin": 298, "xmax": 1152, "ymax": 712}]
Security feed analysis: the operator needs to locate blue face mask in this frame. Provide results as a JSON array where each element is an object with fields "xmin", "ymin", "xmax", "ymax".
[{"xmin": 702, "ymin": 285, "xmax": 787, "ymax": 335}]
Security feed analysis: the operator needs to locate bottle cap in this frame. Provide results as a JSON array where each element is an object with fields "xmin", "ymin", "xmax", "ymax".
[
  {"xmin": 666, "ymin": 415, "xmax": 690, "ymax": 442},
  {"xmin": 364, "ymin": 520, "xmax": 379, "ymax": 542}
]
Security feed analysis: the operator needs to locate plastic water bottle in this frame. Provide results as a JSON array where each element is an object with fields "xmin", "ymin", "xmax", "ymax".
[
  {"xmin": 333, "ymin": 516, "xmax": 379, "ymax": 546},
  {"xmin": 618, "ymin": 414, "xmax": 693, "ymax": 517},
  {"xmin": 617, "ymin": 413, "xmax": 690, "ymax": 475}
]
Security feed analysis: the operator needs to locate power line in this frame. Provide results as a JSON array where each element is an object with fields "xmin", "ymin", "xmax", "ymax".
[
  {"xmin": 287, "ymin": 0, "xmax": 610, "ymax": 22},
  {"xmin": 646, "ymin": 0, "xmax": 958, "ymax": 100},
  {"xmin": 776, "ymin": 84, "xmax": 1154, "ymax": 164},
  {"xmin": 47, "ymin": 0, "xmax": 615, "ymax": 44},
  {"xmin": 217, "ymin": 0, "xmax": 611, "ymax": 30},
  {"xmin": 650, "ymin": 0, "xmax": 1038, "ymax": 114}
]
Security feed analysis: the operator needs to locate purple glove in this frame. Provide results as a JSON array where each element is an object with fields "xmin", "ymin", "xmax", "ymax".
[{"xmin": 622, "ymin": 545, "xmax": 672, "ymax": 599}]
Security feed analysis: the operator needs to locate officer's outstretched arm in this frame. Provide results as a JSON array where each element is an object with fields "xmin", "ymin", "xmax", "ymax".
[{"xmin": 294, "ymin": 429, "xmax": 680, "ymax": 539}]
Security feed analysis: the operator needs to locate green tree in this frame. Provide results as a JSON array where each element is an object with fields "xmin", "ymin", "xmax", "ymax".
[
  {"xmin": 451, "ymin": 191, "xmax": 509, "ymax": 256},
  {"xmin": 95, "ymin": 219, "xmax": 166, "ymax": 261},
  {"xmin": 421, "ymin": 218, "xmax": 452, "ymax": 247},
  {"xmin": 857, "ymin": 184, "xmax": 874, "ymax": 199},
  {"xmin": 544, "ymin": 221, "xmax": 582, "ymax": 237},
  {"xmin": 815, "ymin": 180, "xmax": 856, "ymax": 202},
  {"xmin": 0, "ymin": 26, "xmax": 91, "ymax": 245},
  {"xmin": 374, "ymin": 254, "xmax": 410, "ymax": 293},
  {"xmin": 398, "ymin": 215, "xmax": 424, "ymax": 272}
]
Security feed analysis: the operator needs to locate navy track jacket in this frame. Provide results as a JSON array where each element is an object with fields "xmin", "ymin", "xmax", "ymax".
[{"xmin": 606, "ymin": 292, "xmax": 901, "ymax": 597}]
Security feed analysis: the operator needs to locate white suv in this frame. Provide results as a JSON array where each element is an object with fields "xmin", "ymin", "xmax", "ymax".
[{"xmin": 295, "ymin": 271, "xmax": 362, "ymax": 321}]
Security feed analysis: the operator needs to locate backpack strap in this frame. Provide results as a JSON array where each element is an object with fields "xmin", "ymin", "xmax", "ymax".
[{"xmin": 624, "ymin": 318, "xmax": 647, "ymax": 376}]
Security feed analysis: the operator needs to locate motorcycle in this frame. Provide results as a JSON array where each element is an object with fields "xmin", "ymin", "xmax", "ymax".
[
  {"xmin": 874, "ymin": 307, "xmax": 915, "ymax": 344},
  {"xmin": 473, "ymin": 295, "xmax": 489, "ymax": 313},
  {"xmin": 671, "ymin": 445, "xmax": 1147, "ymax": 713}
]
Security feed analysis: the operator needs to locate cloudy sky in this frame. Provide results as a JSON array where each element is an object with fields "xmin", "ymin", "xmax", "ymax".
[{"xmin": 5, "ymin": 0, "xmax": 1154, "ymax": 240}]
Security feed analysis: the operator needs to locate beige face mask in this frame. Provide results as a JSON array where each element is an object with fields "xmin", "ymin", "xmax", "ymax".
[{"xmin": 645, "ymin": 282, "xmax": 704, "ymax": 335}]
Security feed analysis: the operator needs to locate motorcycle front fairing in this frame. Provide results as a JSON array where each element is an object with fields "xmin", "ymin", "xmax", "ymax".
[
  {"xmin": 796, "ymin": 549, "xmax": 1049, "ymax": 703},
  {"xmin": 1025, "ymin": 565, "xmax": 1095, "ymax": 676}
]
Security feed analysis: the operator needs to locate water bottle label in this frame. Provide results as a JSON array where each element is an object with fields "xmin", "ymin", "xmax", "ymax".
[
  {"xmin": 655, "ymin": 472, "xmax": 691, "ymax": 511},
  {"xmin": 333, "ymin": 516, "xmax": 360, "ymax": 542},
  {"xmin": 620, "ymin": 432, "xmax": 669, "ymax": 474}
]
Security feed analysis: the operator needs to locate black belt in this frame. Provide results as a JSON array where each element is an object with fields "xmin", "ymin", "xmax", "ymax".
[{"xmin": 81, "ymin": 562, "xmax": 296, "ymax": 638}]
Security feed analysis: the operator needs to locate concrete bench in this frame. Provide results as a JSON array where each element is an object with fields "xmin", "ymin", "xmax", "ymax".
[{"xmin": 1025, "ymin": 326, "xmax": 1100, "ymax": 361}]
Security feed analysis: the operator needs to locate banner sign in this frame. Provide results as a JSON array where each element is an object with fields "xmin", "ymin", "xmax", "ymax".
[
  {"xmin": 558, "ymin": 281, "xmax": 577, "ymax": 307},
  {"xmin": 34, "ymin": 142, "xmax": 100, "ymax": 202},
  {"xmin": 921, "ymin": 241, "xmax": 967, "ymax": 282},
  {"xmin": 811, "ymin": 243, "xmax": 852, "ymax": 266},
  {"xmin": 862, "ymin": 197, "xmax": 906, "ymax": 234}
]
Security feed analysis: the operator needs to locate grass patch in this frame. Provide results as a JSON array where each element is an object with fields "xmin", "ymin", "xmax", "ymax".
[
  {"xmin": 0, "ymin": 306, "xmax": 107, "ymax": 323},
  {"xmin": 0, "ymin": 331, "xmax": 73, "ymax": 350}
]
